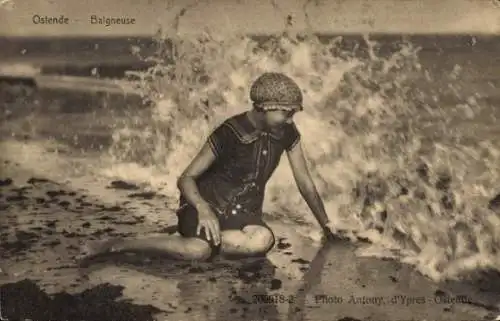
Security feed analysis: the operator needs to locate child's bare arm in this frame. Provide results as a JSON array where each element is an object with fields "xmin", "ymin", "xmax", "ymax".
[
  {"xmin": 177, "ymin": 142, "xmax": 221, "ymax": 244},
  {"xmin": 286, "ymin": 141, "xmax": 331, "ymax": 231},
  {"xmin": 177, "ymin": 142, "xmax": 216, "ymax": 211}
]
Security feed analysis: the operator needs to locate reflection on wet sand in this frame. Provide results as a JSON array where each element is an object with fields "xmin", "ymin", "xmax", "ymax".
[
  {"xmin": 288, "ymin": 241, "xmax": 333, "ymax": 321},
  {"xmin": 80, "ymin": 251, "xmax": 283, "ymax": 321},
  {"xmin": 211, "ymin": 259, "xmax": 281, "ymax": 321},
  {"xmin": 287, "ymin": 238, "xmax": 496, "ymax": 321}
]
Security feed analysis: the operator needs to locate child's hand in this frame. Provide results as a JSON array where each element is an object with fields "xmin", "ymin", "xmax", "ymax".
[
  {"xmin": 322, "ymin": 221, "xmax": 351, "ymax": 242},
  {"xmin": 324, "ymin": 221, "xmax": 337, "ymax": 234},
  {"xmin": 196, "ymin": 204, "xmax": 221, "ymax": 245},
  {"xmin": 321, "ymin": 221, "xmax": 337, "ymax": 241}
]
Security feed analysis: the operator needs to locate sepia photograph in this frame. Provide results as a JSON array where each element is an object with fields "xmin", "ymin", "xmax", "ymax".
[{"xmin": 1, "ymin": 0, "xmax": 500, "ymax": 320}]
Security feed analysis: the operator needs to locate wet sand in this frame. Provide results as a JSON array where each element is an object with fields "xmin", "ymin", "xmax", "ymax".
[{"xmin": 0, "ymin": 164, "xmax": 498, "ymax": 321}]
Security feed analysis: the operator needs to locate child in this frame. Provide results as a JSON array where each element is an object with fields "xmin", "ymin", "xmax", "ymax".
[{"xmin": 82, "ymin": 72, "xmax": 337, "ymax": 261}]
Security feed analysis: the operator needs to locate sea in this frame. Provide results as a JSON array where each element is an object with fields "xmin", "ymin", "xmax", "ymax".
[{"xmin": 1, "ymin": 32, "xmax": 500, "ymax": 284}]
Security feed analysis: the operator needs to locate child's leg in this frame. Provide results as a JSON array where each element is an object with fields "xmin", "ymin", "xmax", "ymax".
[
  {"xmin": 107, "ymin": 221, "xmax": 276, "ymax": 259},
  {"xmin": 81, "ymin": 206, "xmax": 216, "ymax": 261},
  {"xmin": 82, "ymin": 234, "xmax": 212, "ymax": 261}
]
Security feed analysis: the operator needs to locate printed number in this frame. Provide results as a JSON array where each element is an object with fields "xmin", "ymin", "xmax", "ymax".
[{"xmin": 252, "ymin": 294, "xmax": 295, "ymax": 304}]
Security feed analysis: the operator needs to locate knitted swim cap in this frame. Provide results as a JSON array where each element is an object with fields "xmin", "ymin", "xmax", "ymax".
[{"xmin": 250, "ymin": 72, "xmax": 303, "ymax": 112}]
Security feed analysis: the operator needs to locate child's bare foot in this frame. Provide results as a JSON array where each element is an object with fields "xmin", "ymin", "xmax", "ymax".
[{"xmin": 78, "ymin": 238, "xmax": 123, "ymax": 260}]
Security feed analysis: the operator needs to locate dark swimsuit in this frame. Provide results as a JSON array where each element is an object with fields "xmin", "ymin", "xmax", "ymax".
[{"xmin": 176, "ymin": 111, "xmax": 301, "ymax": 248}]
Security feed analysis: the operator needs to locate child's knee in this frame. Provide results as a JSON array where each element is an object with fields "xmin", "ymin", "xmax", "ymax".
[
  {"xmin": 184, "ymin": 240, "xmax": 213, "ymax": 260},
  {"xmin": 244, "ymin": 226, "xmax": 275, "ymax": 253}
]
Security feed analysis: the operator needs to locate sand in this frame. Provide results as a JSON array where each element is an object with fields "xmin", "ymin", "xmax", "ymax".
[{"xmin": 0, "ymin": 165, "xmax": 499, "ymax": 321}]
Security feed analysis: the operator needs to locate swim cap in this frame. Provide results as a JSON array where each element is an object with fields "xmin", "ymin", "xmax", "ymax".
[{"xmin": 250, "ymin": 72, "xmax": 303, "ymax": 112}]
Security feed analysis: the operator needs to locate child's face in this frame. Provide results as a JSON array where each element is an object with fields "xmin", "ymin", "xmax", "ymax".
[{"xmin": 263, "ymin": 109, "xmax": 296, "ymax": 128}]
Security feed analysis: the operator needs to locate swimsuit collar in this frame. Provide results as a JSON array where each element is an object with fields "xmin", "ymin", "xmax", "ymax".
[{"xmin": 224, "ymin": 112, "xmax": 286, "ymax": 144}]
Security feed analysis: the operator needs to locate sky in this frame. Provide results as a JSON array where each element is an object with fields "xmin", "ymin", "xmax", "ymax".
[{"xmin": 0, "ymin": 0, "xmax": 499, "ymax": 36}]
